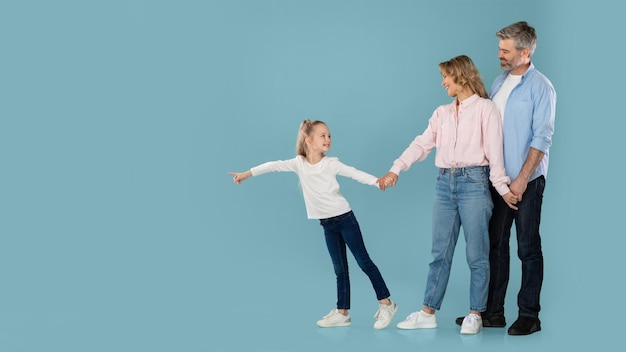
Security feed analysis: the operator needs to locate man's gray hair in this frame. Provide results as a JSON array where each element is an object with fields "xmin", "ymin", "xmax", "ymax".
[{"xmin": 496, "ymin": 21, "xmax": 537, "ymax": 56}]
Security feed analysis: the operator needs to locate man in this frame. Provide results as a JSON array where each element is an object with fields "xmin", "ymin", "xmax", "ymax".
[{"xmin": 456, "ymin": 21, "xmax": 556, "ymax": 335}]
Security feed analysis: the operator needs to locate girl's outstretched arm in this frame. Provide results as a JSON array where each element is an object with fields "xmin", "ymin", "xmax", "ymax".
[{"xmin": 228, "ymin": 170, "xmax": 252, "ymax": 185}]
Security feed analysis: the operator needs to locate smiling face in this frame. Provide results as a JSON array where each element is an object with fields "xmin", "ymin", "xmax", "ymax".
[
  {"xmin": 305, "ymin": 123, "xmax": 331, "ymax": 155},
  {"xmin": 441, "ymin": 72, "xmax": 462, "ymax": 98},
  {"xmin": 498, "ymin": 38, "xmax": 530, "ymax": 75}
]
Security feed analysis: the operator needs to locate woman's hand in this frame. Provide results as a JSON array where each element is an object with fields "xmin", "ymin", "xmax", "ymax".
[
  {"xmin": 502, "ymin": 191, "xmax": 519, "ymax": 210},
  {"xmin": 377, "ymin": 172, "xmax": 398, "ymax": 191}
]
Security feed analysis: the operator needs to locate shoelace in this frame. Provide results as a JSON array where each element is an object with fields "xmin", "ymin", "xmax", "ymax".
[
  {"xmin": 323, "ymin": 310, "xmax": 348, "ymax": 321},
  {"xmin": 374, "ymin": 308, "xmax": 385, "ymax": 319},
  {"xmin": 404, "ymin": 311, "xmax": 420, "ymax": 322},
  {"xmin": 375, "ymin": 304, "xmax": 394, "ymax": 319},
  {"xmin": 323, "ymin": 310, "xmax": 338, "ymax": 319},
  {"xmin": 464, "ymin": 314, "xmax": 480, "ymax": 325}
]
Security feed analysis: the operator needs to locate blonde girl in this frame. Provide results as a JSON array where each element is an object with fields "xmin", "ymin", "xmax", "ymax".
[{"xmin": 229, "ymin": 120, "xmax": 397, "ymax": 329}]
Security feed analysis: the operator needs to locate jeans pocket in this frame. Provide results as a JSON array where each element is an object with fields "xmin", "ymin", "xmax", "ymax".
[{"xmin": 466, "ymin": 171, "xmax": 487, "ymax": 184}]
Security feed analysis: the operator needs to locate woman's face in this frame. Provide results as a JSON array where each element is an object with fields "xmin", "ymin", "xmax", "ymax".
[{"xmin": 441, "ymin": 72, "xmax": 461, "ymax": 98}]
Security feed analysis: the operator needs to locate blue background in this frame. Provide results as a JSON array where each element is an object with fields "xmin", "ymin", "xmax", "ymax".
[{"xmin": 1, "ymin": 0, "xmax": 622, "ymax": 351}]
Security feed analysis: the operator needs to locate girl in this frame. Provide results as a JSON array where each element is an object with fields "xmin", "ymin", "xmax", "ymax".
[
  {"xmin": 377, "ymin": 55, "xmax": 518, "ymax": 334},
  {"xmin": 229, "ymin": 119, "xmax": 397, "ymax": 329}
]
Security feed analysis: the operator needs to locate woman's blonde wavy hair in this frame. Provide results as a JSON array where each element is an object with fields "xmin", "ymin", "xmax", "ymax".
[{"xmin": 439, "ymin": 55, "xmax": 488, "ymax": 99}]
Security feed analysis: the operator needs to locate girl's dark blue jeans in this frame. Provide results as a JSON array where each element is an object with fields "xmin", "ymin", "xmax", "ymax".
[{"xmin": 319, "ymin": 210, "xmax": 390, "ymax": 310}]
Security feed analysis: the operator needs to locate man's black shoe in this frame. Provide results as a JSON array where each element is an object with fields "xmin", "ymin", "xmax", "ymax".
[
  {"xmin": 507, "ymin": 316, "xmax": 541, "ymax": 335},
  {"xmin": 455, "ymin": 314, "xmax": 506, "ymax": 327}
]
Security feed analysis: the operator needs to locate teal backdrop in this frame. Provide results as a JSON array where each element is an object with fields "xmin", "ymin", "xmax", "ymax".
[{"xmin": 1, "ymin": 0, "xmax": 622, "ymax": 351}]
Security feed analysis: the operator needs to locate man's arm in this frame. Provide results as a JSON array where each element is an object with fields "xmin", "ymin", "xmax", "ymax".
[{"xmin": 510, "ymin": 147, "xmax": 544, "ymax": 200}]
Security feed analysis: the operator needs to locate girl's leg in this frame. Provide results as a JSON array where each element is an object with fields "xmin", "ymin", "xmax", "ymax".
[
  {"xmin": 338, "ymin": 211, "xmax": 390, "ymax": 301},
  {"xmin": 321, "ymin": 219, "xmax": 350, "ymax": 311}
]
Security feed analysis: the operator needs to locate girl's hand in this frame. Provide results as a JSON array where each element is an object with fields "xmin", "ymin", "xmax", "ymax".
[
  {"xmin": 228, "ymin": 170, "xmax": 252, "ymax": 185},
  {"xmin": 377, "ymin": 172, "xmax": 398, "ymax": 191}
]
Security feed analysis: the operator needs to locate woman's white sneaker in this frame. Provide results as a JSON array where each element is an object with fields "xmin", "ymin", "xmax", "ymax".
[
  {"xmin": 316, "ymin": 309, "xmax": 351, "ymax": 328},
  {"xmin": 460, "ymin": 313, "xmax": 483, "ymax": 334},
  {"xmin": 396, "ymin": 310, "xmax": 437, "ymax": 329}
]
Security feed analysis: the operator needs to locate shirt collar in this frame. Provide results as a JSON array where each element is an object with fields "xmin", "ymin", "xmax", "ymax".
[
  {"xmin": 506, "ymin": 62, "xmax": 536, "ymax": 80},
  {"xmin": 456, "ymin": 93, "xmax": 480, "ymax": 106}
]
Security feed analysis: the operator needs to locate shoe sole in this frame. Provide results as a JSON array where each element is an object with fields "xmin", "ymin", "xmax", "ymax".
[
  {"xmin": 374, "ymin": 322, "xmax": 391, "ymax": 330},
  {"xmin": 460, "ymin": 327, "xmax": 482, "ymax": 335},
  {"xmin": 508, "ymin": 326, "xmax": 540, "ymax": 335},
  {"xmin": 455, "ymin": 316, "xmax": 505, "ymax": 327},
  {"xmin": 397, "ymin": 323, "xmax": 437, "ymax": 330},
  {"xmin": 317, "ymin": 322, "xmax": 351, "ymax": 328}
]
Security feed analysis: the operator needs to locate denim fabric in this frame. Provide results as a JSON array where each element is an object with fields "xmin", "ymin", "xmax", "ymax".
[
  {"xmin": 320, "ymin": 211, "xmax": 390, "ymax": 310},
  {"xmin": 423, "ymin": 166, "xmax": 493, "ymax": 312},
  {"xmin": 487, "ymin": 176, "xmax": 545, "ymax": 318}
]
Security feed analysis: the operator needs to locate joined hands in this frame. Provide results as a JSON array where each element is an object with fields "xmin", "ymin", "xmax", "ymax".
[{"xmin": 377, "ymin": 172, "xmax": 398, "ymax": 191}]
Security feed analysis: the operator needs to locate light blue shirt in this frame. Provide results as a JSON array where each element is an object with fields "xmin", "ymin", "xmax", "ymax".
[{"xmin": 490, "ymin": 63, "xmax": 557, "ymax": 181}]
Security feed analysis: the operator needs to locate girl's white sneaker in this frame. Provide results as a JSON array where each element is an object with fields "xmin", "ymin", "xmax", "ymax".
[
  {"xmin": 374, "ymin": 300, "xmax": 397, "ymax": 330},
  {"xmin": 316, "ymin": 309, "xmax": 351, "ymax": 328}
]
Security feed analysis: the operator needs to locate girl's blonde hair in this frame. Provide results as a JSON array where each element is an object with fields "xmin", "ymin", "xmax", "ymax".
[
  {"xmin": 438, "ymin": 55, "xmax": 488, "ymax": 99},
  {"xmin": 296, "ymin": 119, "xmax": 326, "ymax": 157}
]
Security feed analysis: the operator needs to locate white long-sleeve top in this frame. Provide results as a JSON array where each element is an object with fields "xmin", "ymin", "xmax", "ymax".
[{"xmin": 250, "ymin": 155, "xmax": 379, "ymax": 219}]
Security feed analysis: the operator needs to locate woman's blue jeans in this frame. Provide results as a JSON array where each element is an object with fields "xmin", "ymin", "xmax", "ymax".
[
  {"xmin": 320, "ymin": 211, "xmax": 390, "ymax": 310},
  {"xmin": 487, "ymin": 175, "xmax": 545, "ymax": 318},
  {"xmin": 423, "ymin": 166, "xmax": 493, "ymax": 312}
]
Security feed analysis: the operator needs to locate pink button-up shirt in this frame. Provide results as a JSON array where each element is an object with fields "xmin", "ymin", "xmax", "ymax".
[{"xmin": 390, "ymin": 94, "xmax": 511, "ymax": 195}]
